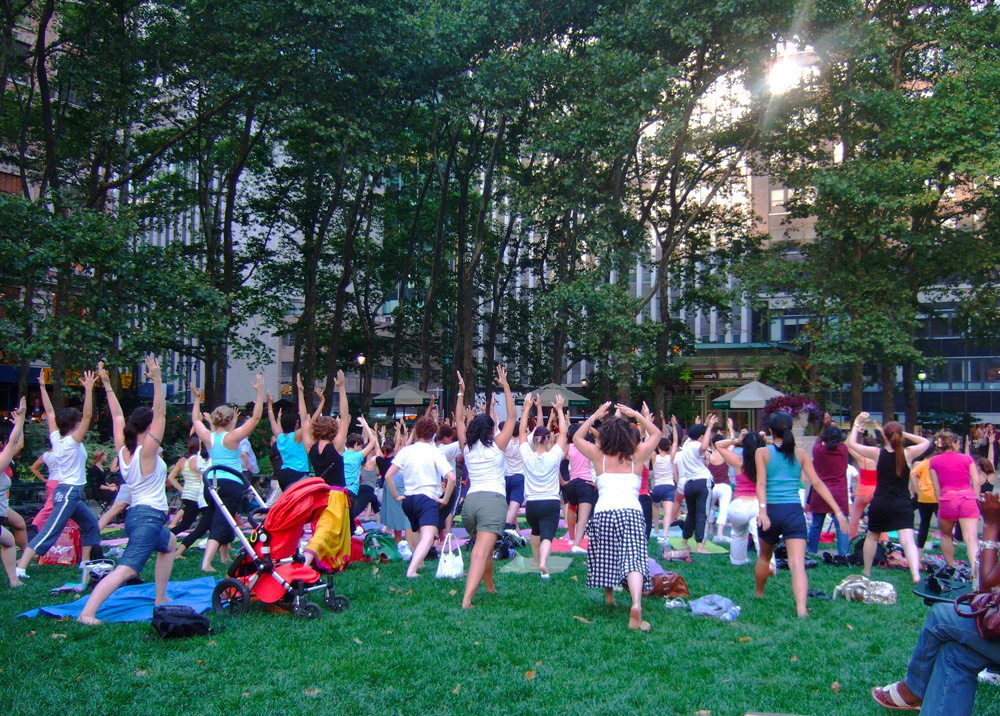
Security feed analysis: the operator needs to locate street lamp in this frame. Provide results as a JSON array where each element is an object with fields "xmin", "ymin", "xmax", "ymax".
[
  {"xmin": 917, "ymin": 371, "xmax": 927, "ymax": 426},
  {"xmin": 356, "ymin": 354, "xmax": 366, "ymax": 366},
  {"xmin": 580, "ymin": 379, "xmax": 589, "ymax": 388}
]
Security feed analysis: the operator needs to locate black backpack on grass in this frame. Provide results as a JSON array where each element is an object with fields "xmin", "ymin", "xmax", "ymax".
[{"xmin": 151, "ymin": 605, "xmax": 213, "ymax": 639}]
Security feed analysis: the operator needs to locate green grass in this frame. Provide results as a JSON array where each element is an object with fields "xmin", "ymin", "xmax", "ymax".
[{"xmin": 1, "ymin": 538, "xmax": 998, "ymax": 716}]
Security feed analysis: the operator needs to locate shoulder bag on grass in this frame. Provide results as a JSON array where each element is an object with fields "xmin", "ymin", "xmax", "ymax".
[
  {"xmin": 643, "ymin": 571, "xmax": 690, "ymax": 598},
  {"xmin": 435, "ymin": 533, "xmax": 464, "ymax": 579},
  {"xmin": 151, "ymin": 605, "xmax": 213, "ymax": 639},
  {"xmin": 954, "ymin": 587, "xmax": 1000, "ymax": 640}
]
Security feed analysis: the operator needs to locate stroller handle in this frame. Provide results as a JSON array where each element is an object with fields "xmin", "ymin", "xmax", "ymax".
[{"xmin": 203, "ymin": 464, "xmax": 249, "ymax": 489}]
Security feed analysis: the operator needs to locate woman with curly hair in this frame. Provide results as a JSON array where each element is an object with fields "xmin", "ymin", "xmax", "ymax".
[
  {"xmin": 300, "ymin": 370, "xmax": 351, "ymax": 486},
  {"xmin": 573, "ymin": 401, "xmax": 660, "ymax": 631},
  {"xmin": 456, "ymin": 366, "xmax": 516, "ymax": 609}
]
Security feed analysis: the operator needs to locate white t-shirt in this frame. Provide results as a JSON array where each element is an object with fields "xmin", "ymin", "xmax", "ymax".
[
  {"xmin": 438, "ymin": 441, "xmax": 461, "ymax": 472},
  {"xmin": 393, "ymin": 441, "xmax": 453, "ymax": 499},
  {"xmin": 675, "ymin": 439, "xmax": 712, "ymax": 483},
  {"xmin": 118, "ymin": 445, "xmax": 168, "ymax": 511},
  {"xmin": 49, "ymin": 431, "xmax": 87, "ymax": 486},
  {"xmin": 652, "ymin": 454, "xmax": 675, "ymax": 487},
  {"xmin": 465, "ymin": 442, "xmax": 507, "ymax": 495},
  {"xmin": 503, "ymin": 438, "xmax": 523, "ymax": 475},
  {"xmin": 519, "ymin": 443, "xmax": 564, "ymax": 501}
]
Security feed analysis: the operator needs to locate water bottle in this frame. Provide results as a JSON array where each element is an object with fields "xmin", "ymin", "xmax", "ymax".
[{"xmin": 720, "ymin": 605, "xmax": 741, "ymax": 622}]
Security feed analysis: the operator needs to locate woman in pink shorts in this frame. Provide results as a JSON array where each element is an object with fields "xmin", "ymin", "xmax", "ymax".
[{"xmin": 929, "ymin": 431, "xmax": 980, "ymax": 569}]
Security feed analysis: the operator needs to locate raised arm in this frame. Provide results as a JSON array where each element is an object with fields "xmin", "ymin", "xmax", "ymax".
[
  {"xmin": 223, "ymin": 374, "xmax": 265, "ymax": 448},
  {"xmin": 312, "ymin": 384, "xmax": 326, "ymax": 422},
  {"xmin": 37, "ymin": 371, "xmax": 58, "ymax": 435},
  {"xmin": 333, "ymin": 370, "xmax": 349, "ymax": 453},
  {"xmin": 70, "ymin": 371, "xmax": 98, "ymax": 444},
  {"xmin": 493, "ymin": 366, "xmax": 517, "ymax": 451},
  {"xmin": 715, "ymin": 445, "xmax": 744, "ymax": 471},
  {"xmin": 518, "ymin": 393, "xmax": 534, "ymax": 446},
  {"xmin": 573, "ymin": 401, "xmax": 611, "ymax": 466},
  {"xmin": 358, "ymin": 416, "xmax": 378, "ymax": 458},
  {"xmin": 98, "ymin": 361, "xmax": 126, "ymax": 452},
  {"xmin": 140, "ymin": 356, "xmax": 166, "ymax": 476},
  {"xmin": 297, "ymin": 374, "xmax": 315, "ymax": 452},
  {"xmin": 553, "ymin": 395, "xmax": 568, "ymax": 453},
  {"xmin": 0, "ymin": 397, "xmax": 26, "ymax": 475},
  {"xmin": 266, "ymin": 392, "xmax": 282, "ymax": 439},
  {"xmin": 669, "ymin": 415, "xmax": 679, "ymax": 460},
  {"xmin": 698, "ymin": 414, "xmax": 718, "ymax": 455},
  {"xmin": 902, "ymin": 430, "xmax": 930, "ymax": 462},
  {"xmin": 846, "ymin": 412, "xmax": 880, "ymax": 461},
  {"xmin": 535, "ymin": 392, "xmax": 544, "ymax": 431},
  {"xmin": 455, "ymin": 372, "xmax": 468, "ymax": 448},
  {"xmin": 622, "ymin": 402, "xmax": 661, "ymax": 464},
  {"xmin": 190, "ymin": 381, "xmax": 212, "ymax": 444}
]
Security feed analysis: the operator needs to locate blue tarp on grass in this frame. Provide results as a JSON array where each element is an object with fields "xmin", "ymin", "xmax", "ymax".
[{"xmin": 17, "ymin": 576, "xmax": 217, "ymax": 622}]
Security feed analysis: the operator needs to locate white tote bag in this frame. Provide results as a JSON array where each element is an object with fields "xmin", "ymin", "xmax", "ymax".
[{"xmin": 435, "ymin": 533, "xmax": 464, "ymax": 579}]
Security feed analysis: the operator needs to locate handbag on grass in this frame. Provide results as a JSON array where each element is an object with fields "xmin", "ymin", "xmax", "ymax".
[
  {"xmin": 643, "ymin": 572, "xmax": 690, "ymax": 598},
  {"xmin": 435, "ymin": 533, "xmax": 464, "ymax": 579},
  {"xmin": 954, "ymin": 587, "xmax": 1000, "ymax": 640}
]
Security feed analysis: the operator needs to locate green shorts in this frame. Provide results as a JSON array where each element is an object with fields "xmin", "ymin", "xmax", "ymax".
[{"xmin": 461, "ymin": 491, "xmax": 506, "ymax": 540}]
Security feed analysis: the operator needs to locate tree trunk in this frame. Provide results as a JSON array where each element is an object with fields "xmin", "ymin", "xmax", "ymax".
[
  {"xmin": 850, "ymin": 360, "xmax": 864, "ymax": 418},
  {"xmin": 902, "ymin": 362, "xmax": 918, "ymax": 432},
  {"xmin": 881, "ymin": 362, "xmax": 896, "ymax": 422}
]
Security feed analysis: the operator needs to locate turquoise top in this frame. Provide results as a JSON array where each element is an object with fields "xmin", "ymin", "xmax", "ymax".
[
  {"xmin": 209, "ymin": 432, "xmax": 245, "ymax": 481},
  {"xmin": 276, "ymin": 432, "xmax": 310, "ymax": 473},
  {"xmin": 343, "ymin": 449, "xmax": 364, "ymax": 494},
  {"xmin": 765, "ymin": 444, "xmax": 802, "ymax": 504}
]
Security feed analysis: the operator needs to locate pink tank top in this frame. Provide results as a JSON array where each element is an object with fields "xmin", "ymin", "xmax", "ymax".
[
  {"xmin": 734, "ymin": 472, "xmax": 757, "ymax": 499},
  {"xmin": 568, "ymin": 444, "xmax": 593, "ymax": 482},
  {"xmin": 929, "ymin": 452, "xmax": 976, "ymax": 495}
]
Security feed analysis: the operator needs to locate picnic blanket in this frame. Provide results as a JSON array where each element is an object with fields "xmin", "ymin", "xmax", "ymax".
[
  {"xmin": 18, "ymin": 576, "xmax": 217, "ymax": 623},
  {"xmin": 550, "ymin": 538, "xmax": 588, "ymax": 552},
  {"xmin": 667, "ymin": 537, "xmax": 727, "ymax": 554},
  {"xmin": 499, "ymin": 554, "xmax": 573, "ymax": 575}
]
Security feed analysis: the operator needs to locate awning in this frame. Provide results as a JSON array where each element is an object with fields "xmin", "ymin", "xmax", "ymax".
[
  {"xmin": 711, "ymin": 380, "xmax": 785, "ymax": 409},
  {"xmin": 516, "ymin": 383, "xmax": 590, "ymax": 407},
  {"xmin": 371, "ymin": 384, "xmax": 432, "ymax": 407}
]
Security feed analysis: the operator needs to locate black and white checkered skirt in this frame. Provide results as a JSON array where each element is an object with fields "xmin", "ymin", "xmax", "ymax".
[{"xmin": 584, "ymin": 508, "xmax": 651, "ymax": 591}]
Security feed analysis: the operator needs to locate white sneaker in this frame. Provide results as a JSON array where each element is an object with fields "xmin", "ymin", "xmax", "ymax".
[
  {"xmin": 980, "ymin": 669, "xmax": 1000, "ymax": 686},
  {"xmin": 570, "ymin": 545, "xmax": 587, "ymax": 554},
  {"xmin": 353, "ymin": 525, "xmax": 364, "ymax": 536},
  {"xmin": 397, "ymin": 541, "xmax": 413, "ymax": 561},
  {"xmin": 15, "ymin": 567, "xmax": 29, "ymax": 580}
]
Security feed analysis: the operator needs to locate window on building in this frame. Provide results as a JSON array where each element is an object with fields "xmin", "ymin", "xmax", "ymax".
[
  {"xmin": 280, "ymin": 362, "xmax": 294, "ymax": 382},
  {"xmin": 280, "ymin": 332, "xmax": 295, "ymax": 347},
  {"xmin": 770, "ymin": 187, "xmax": 793, "ymax": 214}
]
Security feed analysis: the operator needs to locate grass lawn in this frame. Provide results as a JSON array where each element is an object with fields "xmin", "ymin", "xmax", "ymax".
[{"xmin": 1, "ymin": 535, "xmax": 998, "ymax": 716}]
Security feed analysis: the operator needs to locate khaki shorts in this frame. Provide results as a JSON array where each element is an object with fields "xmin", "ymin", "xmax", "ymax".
[{"xmin": 461, "ymin": 491, "xmax": 506, "ymax": 540}]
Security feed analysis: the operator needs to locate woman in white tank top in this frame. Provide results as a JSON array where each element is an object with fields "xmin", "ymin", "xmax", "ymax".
[
  {"xmin": 79, "ymin": 358, "xmax": 174, "ymax": 625},
  {"xmin": 573, "ymin": 401, "xmax": 661, "ymax": 632}
]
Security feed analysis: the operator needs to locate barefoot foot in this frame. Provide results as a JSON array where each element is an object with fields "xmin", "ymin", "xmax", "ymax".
[
  {"xmin": 628, "ymin": 606, "xmax": 651, "ymax": 632},
  {"xmin": 77, "ymin": 615, "xmax": 102, "ymax": 625}
]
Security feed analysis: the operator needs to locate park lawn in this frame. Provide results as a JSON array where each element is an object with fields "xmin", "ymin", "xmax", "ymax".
[{"xmin": 1, "ymin": 539, "xmax": 998, "ymax": 716}]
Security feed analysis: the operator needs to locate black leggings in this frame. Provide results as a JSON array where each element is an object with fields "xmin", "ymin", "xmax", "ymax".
[
  {"xmin": 639, "ymin": 494, "xmax": 653, "ymax": 541},
  {"xmin": 351, "ymin": 485, "xmax": 380, "ymax": 521},
  {"xmin": 208, "ymin": 479, "xmax": 245, "ymax": 543},
  {"xmin": 682, "ymin": 479, "xmax": 711, "ymax": 543},
  {"xmin": 171, "ymin": 499, "xmax": 202, "ymax": 535},
  {"xmin": 916, "ymin": 502, "xmax": 938, "ymax": 549},
  {"xmin": 181, "ymin": 503, "xmax": 215, "ymax": 548}
]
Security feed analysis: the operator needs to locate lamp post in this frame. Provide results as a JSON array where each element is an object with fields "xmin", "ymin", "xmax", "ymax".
[{"xmin": 917, "ymin": 371, "xmax": 927, "ymax": 428}]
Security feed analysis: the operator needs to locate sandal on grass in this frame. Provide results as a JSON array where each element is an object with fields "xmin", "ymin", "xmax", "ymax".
[{"xmin": 872, "ymin": 682, "xmax": 921, "ymax": 711}]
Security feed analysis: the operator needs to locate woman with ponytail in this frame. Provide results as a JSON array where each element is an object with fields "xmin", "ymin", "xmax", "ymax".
[
  {"xmin": 79, "ymin": 358, "xmax": 174, "ymax": 625},
  {"xmin": 755, "ymin": 412, "xmax": 848, "ymax": 618},
  {"xmin": 929, "ymin": 430, "xmax": 980, "ymax": 572},
  {"xmin": 847, "ymin": 412, "xmax": 929, "ymax": 585}
]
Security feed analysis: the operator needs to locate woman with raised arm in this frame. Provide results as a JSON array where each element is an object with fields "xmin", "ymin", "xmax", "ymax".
[
  {"xmin": 872, "ymin": 492, "xmax": 1000, "ymax": 715},
  {"xmin": 16, "ymin": 370, "xmax": 101, "ymax": 578},
  {"xmin": 573, "ymin": 401, "xmax": 660, "ymax": 631},
  {"xmin": 847, "ymin": 431, "xmax": 881, "ymax": 540},
  {"xmin": 846, "ymin": 412, "xmax": 929, "ymax": 585},
  {"xmin": 650, "ymin": 415, "xmax": 679, "ymax": 539},
  {"xmin": 756, "ymin": 412, "xmax": 849, "ymax": 618},
  {"xmin": 79, "ymin": 358, "xmax": 175, "ymax": 625},
  {"xmin": 519, "ymin": 393, "xmax": 568, "ymax": 579},
  {"xmin": 676, "ymin": 415, "xmax": 717, "ymax": 554},
  {"xmin": 714, "ymin": 430, "xmax": 769, "ymax": 567},
  {"xmin": 929, "ymin": 430, "xmax": 980, "ymax": 572},
  {"xmin": 456, "ymin": 367, "xmax": 517, "ymax": 608},
  {"xmin": 301, "ymin": 371, "xmax": 350, "ymax": 487},
  {"xmin": 167, "ymin": 437, "xmax": 207, "ymax": 536},
  {"xmin": 264, "ymin": 378, "xmax": 309, "ymax": 493},
  {"xmin": 190, "ymin": 373, "xmax": 265, "ymax": 573},
  {"xmin": 0, "ymin": 397, "xmax": 26, "ymax": 587}
]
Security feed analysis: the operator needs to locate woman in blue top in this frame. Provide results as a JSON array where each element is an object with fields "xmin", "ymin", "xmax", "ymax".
[
  {"xmin": 266, "ymin": 390, "xmax": 311, "ymax": 491},
  {"xmin": 755, "ymin": 412, "xmax": 848, "ymax": 618},
  {"xmin": 191, "ymin": 375, "xmax": 265, "ymax": 573}
]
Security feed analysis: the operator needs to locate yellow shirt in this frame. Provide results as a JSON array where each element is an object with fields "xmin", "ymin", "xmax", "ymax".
[{"xmin": 914, "ymin": 459, "xmax": 936, "ymax": 503}]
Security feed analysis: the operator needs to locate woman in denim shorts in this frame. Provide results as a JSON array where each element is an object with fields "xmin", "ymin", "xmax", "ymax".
[{"xmin": 79, "ymin": 358, "xmax": 176, "ymax": 625}]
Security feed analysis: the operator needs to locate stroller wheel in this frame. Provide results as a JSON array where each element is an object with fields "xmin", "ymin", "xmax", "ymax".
[
  {"xmin": 294, "ymin": 602, "xmax": 322, "ymax": 619},
  {"xmin": 325, "ymin": 594, "xmax": 350, "ymax": 612},
  {"xmin": 212, "ymin": 578, "xmax": 250, "ymax": 616}
]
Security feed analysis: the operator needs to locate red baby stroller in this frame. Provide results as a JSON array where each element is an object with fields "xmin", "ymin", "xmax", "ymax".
[{"xmin": 206, "ymin": 468, "xmax": 351, "ymax": 619}]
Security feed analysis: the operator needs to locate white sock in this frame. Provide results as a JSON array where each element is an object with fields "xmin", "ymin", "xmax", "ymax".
[{"xmin": 15, "ymin": 567, "xmax": 29, "ymax": 579}]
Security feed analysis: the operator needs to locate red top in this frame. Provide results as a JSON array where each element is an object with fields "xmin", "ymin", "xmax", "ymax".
[
  {"xmin": 859, "ymin": 468, "xmax": 877, "ymax": 487},
  {"xmin": 734, "ymin": 471, "xmax": 757, "ymax": 499},
  {"xmin": 639, "ymin": 464, "xmax": 649, "ymax": 496},
  {"xmin": 708, "ymin": 460, "xmax": 730, "ymax": 485},
  {"xmin": 809, "ymin": 442, "xmax": 849, "ymax": 514}
]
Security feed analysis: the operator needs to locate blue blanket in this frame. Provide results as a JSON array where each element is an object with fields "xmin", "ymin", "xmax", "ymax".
[{"xmin": 18, "ymin": 576, "xmax": 217, "ymax": 622}]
